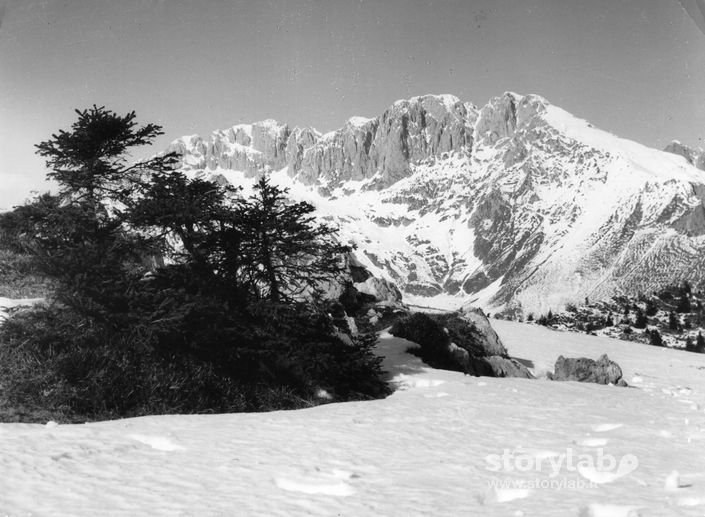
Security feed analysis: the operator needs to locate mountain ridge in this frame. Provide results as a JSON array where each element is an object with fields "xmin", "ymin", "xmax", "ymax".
[{"xmin": 166, "ymin": 92, "xmax": 705, "ymax": 315}]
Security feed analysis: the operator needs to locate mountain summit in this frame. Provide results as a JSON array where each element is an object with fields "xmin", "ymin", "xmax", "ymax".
[{"xmin": 166, "ymin": 93, "xmax": 705, "ymax": 314}]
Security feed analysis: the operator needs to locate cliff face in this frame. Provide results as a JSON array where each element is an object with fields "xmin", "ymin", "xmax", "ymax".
[
  {"xmin": 167, "ymin": 93, "xmax": 705, "ymax": 314},
  {"xmin": 169, "ymin": 94, "xmax": 477, "ymax": 189}
]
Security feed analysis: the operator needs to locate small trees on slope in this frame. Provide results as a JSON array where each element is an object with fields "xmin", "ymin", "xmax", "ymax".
[{"xmin": 0, "ymin": 107, "xmax": 386, "ymax": 421}]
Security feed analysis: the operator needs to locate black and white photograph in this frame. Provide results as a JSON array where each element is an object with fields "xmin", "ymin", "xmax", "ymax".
[{"xmin": 1, "ymin": 1, "xmax": 705, "ymax": 515}]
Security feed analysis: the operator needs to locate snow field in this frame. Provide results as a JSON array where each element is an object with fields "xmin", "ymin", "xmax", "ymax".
[{"xmin": 0, "ymin": 321, "xmax": 704, "ymax": 515}]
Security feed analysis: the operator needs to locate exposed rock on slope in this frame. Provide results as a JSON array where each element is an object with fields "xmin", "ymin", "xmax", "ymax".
[
  {"xmin": 169, "ymin": 94, "xmax": 476, "ymax": 190},
  {"xmin": 388, "ymin": 311, "xmax": 533, "ymax": 379},
  {"xmin": 664, "ymin": 140, "xmax": 705, "ymax": 171},
  {"xmin": 550, "ymin": 354, "xmax": 627, "ymax": 386},
  {"xmin": 167, "ymin": 92, "xmax": 705, "ymax": 315}
]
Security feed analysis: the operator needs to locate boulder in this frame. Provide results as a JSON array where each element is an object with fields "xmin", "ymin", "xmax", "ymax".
[
  {"xmin": 551, "ymin": 354, "xmax": 627, "ymax": 386},
  {"xmin": 390, "ymin": 310, "xmax": 533, "ymax": 379},
  {"xmin": 338, "ymin": 282, "xmax": 378, "ymax": 315},
  {"xmin": 458, "ymin": 306, "xmax": 508, "ymax": 356},
  {"xmin": 484, "ymin": 356, "xmax": 534, "ymax": 379}
]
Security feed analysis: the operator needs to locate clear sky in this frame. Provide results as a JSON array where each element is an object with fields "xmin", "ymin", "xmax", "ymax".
[{"xmin": 1, "ymin": 0, "xmax": 704, "ymax": 207}]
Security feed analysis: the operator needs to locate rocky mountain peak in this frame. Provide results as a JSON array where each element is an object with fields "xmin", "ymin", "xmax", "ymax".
[{"xmin": 167, "ymin": 93, "xmax": 705, "ymax": 314}]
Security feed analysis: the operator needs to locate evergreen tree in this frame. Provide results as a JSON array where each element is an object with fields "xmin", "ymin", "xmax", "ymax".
[
  {"xmin": 650, "ymin": 328, "xmax": 664, "ymax": 347},
  {"xmin": 35, "ymin": 105, "xmax": 176, "ymax": 206},
  {"xmin": 29, "ymin": 107, "xmax": 177, "ymax": 325},
  {"xmin": 634, "ymin": 308, "xmax": 648, "ymax": 329},
  {"xmin": 676, "ymin": 294, "xmax": 692, "ymax": 314},
  {"xmin": 680, "ymin": 280, "xmax": 692, "ymax": 296},
  {"xmin": 669, "ymin": 311, "xmax": 679, "ymax": 331},
  {"xmin": 234, "ymin": 176, "xmax": 353, "ymax": 302},
  {"xmin": 697, "ymin": 332, "xmax": 705, "ymax": 353}
]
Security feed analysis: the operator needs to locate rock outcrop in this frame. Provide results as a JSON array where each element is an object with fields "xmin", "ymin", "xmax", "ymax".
[
  {"xmin": 389, "ymin": 310, "xmax": 533, "ymax": 379},
  {"xmin": 550, "ymin": 354, "xmax": 627, "ymax": 386},
  {"xmin": 170, "ymin": 94, "xmax": 477, "ymax": 190},
  {"xmin": 664, "ymin": 140, "xmax": 705, "ymax": 171}
]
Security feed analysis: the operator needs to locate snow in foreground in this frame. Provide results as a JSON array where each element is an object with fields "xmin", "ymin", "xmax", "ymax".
[{"xmin": 2, "ymin": 321, "xmax": 705, "ymax": 516}]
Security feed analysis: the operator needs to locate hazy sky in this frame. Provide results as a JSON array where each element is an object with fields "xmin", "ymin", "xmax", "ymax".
[{"xmin": 1, "ymin": 0, "xmax": 704, "ymax": 207}]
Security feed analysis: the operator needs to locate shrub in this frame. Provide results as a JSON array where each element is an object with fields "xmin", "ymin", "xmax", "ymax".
[
  {"xmin": 0, "ymin": 303, "xmax": 389, "ymax": 422},
  {"xmin": 0, "ymin": 248, "xmax": 53, "ymax": 298}
]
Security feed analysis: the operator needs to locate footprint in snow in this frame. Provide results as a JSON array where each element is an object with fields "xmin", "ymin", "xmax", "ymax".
[
  {"xmin": 592, "ymin": 423, "xmax": 623, "ymax": 432},
  {"xmin": 675, "ymin": 495, "xmax": 705, "ymax": 507},
  {"xmin": 577, "ymin": 454, "xmax": 639, "ymax": 484},
  {"xmin": 424, "ymin": 392, "xmax": 450, "ymax": 398},
  {"xmin": 392, "ymin": 374, "xmax": 445, "ymax": 389},
  {"xmin": 578, "ymin": 503, "xmax": 642, "ymax": 517},
  {"xmin": 576, "ymin": 437, "xmax": 608, "ymax": 447},
  {"xmin": 274, "ymin": 477, "xmax": 355, "ymax": 496},
  {"xmin": 128, "ymin": 434, "xmax": 185, "ymax": 451},
  {"xmin": 481, "ymin": 486, "xmax": 531, "ymax": 504}
]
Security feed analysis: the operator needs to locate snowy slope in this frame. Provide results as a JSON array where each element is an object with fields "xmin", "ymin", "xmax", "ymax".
[
  {"xmin": 2, "ymin": 322, "xmax": 705, "ymax": 516},
  {"xmin": 167, "ymin": 93, "xmax": 705, "ymax": 315}
]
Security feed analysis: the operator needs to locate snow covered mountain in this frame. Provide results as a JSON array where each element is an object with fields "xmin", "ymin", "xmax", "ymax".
[
  {"xmin": 166, "ymin": 93, "xmax": 705, "ymax": 314},
  {"xmin": 664, "ymin": 140, "xmax": 705, "ymax": 171}
]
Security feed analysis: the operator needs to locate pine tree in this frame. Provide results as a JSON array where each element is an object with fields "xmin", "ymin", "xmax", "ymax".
[
  {"xmin": 634, "ymin": 308, "xmax": 648, "ymax": 329},
  {"xmin": 697, "ymin": 332, "xmax": 705, "ymax": 353},
  {"xmin": 234, "ymin": 176, "xmax": 353, "ymax": 302},
  {"xmin": 30, "ymin": 107, "xmax": 177, "ymax": 324},
  {"xmin": 681, "ymin": 280, "xmax": 692, "ymax": 296},
  {"xmin": 35, "ymin": 105, "xmax": 176, "ymax": 207},
  {"xmin": 650, "ymin": 329, "xmax": 664, "ymax": 347},
  {"xmin": 669, "ymin": 311, "xmax": 679, "ymax": 331},
  {"xmin": 676, "ymin": 294, "xmax": 692, "ymax": 314}
]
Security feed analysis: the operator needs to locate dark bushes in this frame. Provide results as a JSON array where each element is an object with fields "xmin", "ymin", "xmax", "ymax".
[
  {"xmin": 0, "ymin": 302, "xmax": 388, "ymax": 422},
  {"xmin": 0, "ymin": 106, "xmax": 388, "ymax": 422}
]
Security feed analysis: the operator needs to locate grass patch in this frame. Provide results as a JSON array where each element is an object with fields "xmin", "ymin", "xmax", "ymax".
[{"xmin": 0, "ymin": 248, "xmax": 53, "ymax": 299}]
